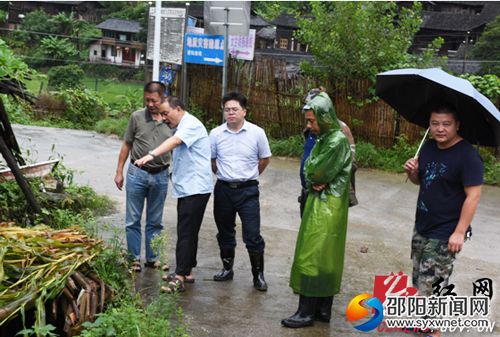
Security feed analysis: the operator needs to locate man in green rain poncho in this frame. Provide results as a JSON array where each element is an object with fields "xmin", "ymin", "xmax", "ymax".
[{"xmin": 282, "ymin": 92, "xmax": 352, "ymax": 328}]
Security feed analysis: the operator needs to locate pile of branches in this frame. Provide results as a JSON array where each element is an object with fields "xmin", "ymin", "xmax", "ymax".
[{"xmin": 0, "ymin": 223, "xmax": 112, "ymax": 336}]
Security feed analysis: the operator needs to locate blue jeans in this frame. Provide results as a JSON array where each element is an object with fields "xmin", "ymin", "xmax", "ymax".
[
  {"xmin": 213, "ymin": 181, "xmax": 265, "ymax": 253},
  {"xmin": 125, "ymin": 164, "xmax": 168, "ymax": 262}
]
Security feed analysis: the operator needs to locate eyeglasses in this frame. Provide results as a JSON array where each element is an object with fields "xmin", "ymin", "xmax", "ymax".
[{"xmin": 223, "ymin": 107, "xmax": 241, "ymax": 113}]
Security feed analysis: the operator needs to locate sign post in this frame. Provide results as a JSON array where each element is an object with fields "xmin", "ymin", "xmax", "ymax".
[{"xmin": 204, "ymin": 1, "xmax": 250, "ymax": 112}]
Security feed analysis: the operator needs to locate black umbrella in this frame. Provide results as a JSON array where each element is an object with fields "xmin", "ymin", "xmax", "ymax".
[{"xmin": 376, "ymin": 68, "xmax": 500, "ymax": 147}]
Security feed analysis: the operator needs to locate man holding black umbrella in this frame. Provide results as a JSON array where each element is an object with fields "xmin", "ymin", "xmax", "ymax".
[{"xmin": 404, "ymin": 102, "xmax": 483, "ymax": 337}]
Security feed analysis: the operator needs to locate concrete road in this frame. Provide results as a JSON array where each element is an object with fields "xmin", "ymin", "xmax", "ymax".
[{"xmin": 10, "ymin": 125, "xmax": 500, "ymax": 337}]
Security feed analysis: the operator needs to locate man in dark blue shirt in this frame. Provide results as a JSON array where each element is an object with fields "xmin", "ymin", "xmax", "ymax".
[{"xmin": 404, "ymin": 103, "xmax": 483, "ymax": 337}]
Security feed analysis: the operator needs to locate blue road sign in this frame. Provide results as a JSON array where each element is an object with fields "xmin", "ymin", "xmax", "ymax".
[{"xmin": 184, "ymin": 33, "xmax": 224, "ymax": 66}]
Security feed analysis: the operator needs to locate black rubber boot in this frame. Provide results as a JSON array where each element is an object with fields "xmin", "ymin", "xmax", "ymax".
[
  {"xmin": 213, "ymin": 248, "xmax": 234, "ymax": 281},
  {"xmin": 281, "ymin": 295, "xmax": 316, "ymax": 328},
  {"xmin": 315, "ymin": 296, "xmax": 333, "ymax": 322},
  {"xmin": 248, "ymin": 251, "xmax": 268, "ymax": 291}
]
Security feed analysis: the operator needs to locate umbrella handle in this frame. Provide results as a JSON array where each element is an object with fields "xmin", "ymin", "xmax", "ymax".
[
  {"xmin": 414, "ymin": 128, "xmax": 430, "ymax": 158},
  {"xmin": 405, "ymin": 127, "xmax": 430, "ymax": 183}
]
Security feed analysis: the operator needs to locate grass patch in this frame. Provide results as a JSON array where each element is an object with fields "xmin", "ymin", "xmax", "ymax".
[
  {"xmin": 81, "ymin": 77, "xmax": 143, "ymax": 105},
  {"xmin": 95, "ymin": 117, "xmax": 129, "ymax": 137},
  {"xmin": 26, "ymin": 76, "xmax": 143, "ymax": 105}
]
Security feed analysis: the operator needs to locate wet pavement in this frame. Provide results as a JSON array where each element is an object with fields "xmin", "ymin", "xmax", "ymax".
[{"xmin": 11, "ymin": 124, "xmax": 500, "ymax": 337}]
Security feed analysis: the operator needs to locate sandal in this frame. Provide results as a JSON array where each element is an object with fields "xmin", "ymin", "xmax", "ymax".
[
  {"xmin": 130, "ymin": 260, "xmax": 142, "ymax": 272},
  {"xmin": 144, "ymin": 261, "xmax": 170, "ymax": 271},
  {"xmin": 161, "ymin": 278, "xmax": 185, "ymax": 293},
  {"xmin": 162, "ymin": 272, "xmax": 195, "ymax": 283}
]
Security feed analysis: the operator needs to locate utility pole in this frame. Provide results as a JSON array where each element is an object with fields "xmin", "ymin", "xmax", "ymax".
[
  {"xmin": 181, "ymin": 2, "xmax": 190, "ymax": 104},
  {"xmin": 152, "ymin": 0, "xmax": 162, "ymax": 81},
  {"xmin": 462, "ymin": 31, "xmax": 470, "ymax": 74},
  {"xmin": 221, "ymin": 6, "xmax": 229, "ymax": 101}
]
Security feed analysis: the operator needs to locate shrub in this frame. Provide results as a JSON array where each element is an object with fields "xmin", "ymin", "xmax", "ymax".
[
  {"xmin": 460, "ymin": 74, "xmax": 500, "ymax": 102},
  {"xmin": 108, "ymin": 88, "xmax": 143, "ymax": 118},
  {"xmin": 269, "ymin": 135, "xmax": 304, "ymax": 157},
  {"xmin": 356, "ymin": 141, "xmax": 385, "ymax": 168},
  {"xmin": 47, "ymin": 64, "xmax": 84, "ymax": 90},
  {"xmin": 479, "ymin": 148, "xmax": 500, "ymax": 185},
  {"xmin": 80, "ymin": 294, "xmax": 188, "ymax": 337},
  {"xmin": 56, "ymin": 88, "xmax": 107, "ymax": 129},
  {"xmin": 356, "ymin": 136, "xmax": 418, "ymax": 172},
  {"xmin": 1, "ymin": 96, "xmax": 33, "ymax": 125},
  {"xmin": 188, "ymin": 103, "xmax": 218, "ymax": 131}
]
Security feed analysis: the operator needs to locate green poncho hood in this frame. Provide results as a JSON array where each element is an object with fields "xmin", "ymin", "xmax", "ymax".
[
  {"xmin": 303, "ymin": 92, "xmax": 342, "ymax": 135},
  {"xmin": 303, "ymin": 92, "xmax": 351, "ymax": 197}
]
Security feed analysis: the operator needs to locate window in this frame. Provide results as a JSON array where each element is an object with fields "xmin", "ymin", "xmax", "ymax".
[
  {"xmin": 119, "ymin": 34, "xmax": 127, "ymax": 41},
  {"xmin": 279, "ymin": 38, "xmax": 288, "ymax": 49},
  {"xmin": 93, "ymin": 50, "xmax": 97, "ymax": 56}
]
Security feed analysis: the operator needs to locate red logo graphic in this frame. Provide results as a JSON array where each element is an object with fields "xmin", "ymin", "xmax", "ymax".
[{"xmin": 373, "ymin": 272, "xmax": 418, "ymax": 305}]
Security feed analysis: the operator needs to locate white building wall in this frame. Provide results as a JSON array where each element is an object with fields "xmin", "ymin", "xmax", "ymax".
[
  {"xmin": 105, "ymin": 46, "xmax": 113, "ymax": 62},
  {"xmin": 115, "ymin": 48, "xmax": 123, "ymax": 64},
  {"xmin": 88, "ymin": 43, "xmax": 101, "ymax": 62},
  {"xmin": 135, "ymin": 49, "xmax": 141, "ymax": 66}
]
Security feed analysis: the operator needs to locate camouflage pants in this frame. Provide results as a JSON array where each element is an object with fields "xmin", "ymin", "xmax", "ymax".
[{"xmin": 411, "ymin": 231, "xmax": 457, "ymax": 296}]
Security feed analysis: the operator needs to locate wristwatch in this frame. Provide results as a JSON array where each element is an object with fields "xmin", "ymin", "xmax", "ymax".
[{"xmin": 148, "ymin": 150, "xmax": 156, "ymax": 158}]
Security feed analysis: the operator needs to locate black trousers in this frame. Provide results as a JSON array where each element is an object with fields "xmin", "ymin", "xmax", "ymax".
[
  {"xmin": 175, "ymin": 193, "xmax": 211, "ymax": 276},
  {"xmin": 213, "ymin": 181, "xmax": 265, "ymax": 253}
]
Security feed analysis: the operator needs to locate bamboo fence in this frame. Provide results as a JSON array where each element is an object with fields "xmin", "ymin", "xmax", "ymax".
[{"xmin": 184, "ymin": 56, "xmax": 469, "ymax": 148}]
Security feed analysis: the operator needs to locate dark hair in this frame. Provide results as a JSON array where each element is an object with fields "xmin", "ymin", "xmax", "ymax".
[
  {"xmin": 429, "ymin": 101, "xmax": 459, "ymax": 122},
  {"xmin": 165, "ymin": 96, "xmax": 185, "ymax": 110},
  {"xmin": 144, "ymin": 81, "xmax": 166, "ymax": 96},
  {"xmin": 222, "ymin": 91, "xmax": 247, "ymax": 109}
]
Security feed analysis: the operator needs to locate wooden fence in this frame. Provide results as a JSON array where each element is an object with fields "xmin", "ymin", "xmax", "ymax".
[{"xmin": 185, "ymin": 56, "xmax": 433, "ymax": 147}]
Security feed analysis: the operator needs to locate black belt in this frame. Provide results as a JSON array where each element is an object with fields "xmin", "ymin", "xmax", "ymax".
[
  {"xmin": 218, "ymin": 179, "xmax": 258, "ymax": 189},
  {"xmin": 131, "ymin": 160, "xmax": 168, "ymax": 174}
]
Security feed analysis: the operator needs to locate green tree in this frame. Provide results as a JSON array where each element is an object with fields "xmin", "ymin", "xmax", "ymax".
[
  {"xmin": 51, "ymin": 12, "xmax": 77, "ymax": 36},
  {"xmin": 38, "ymin": 36, "xmax": 78, "ymax": 62},
  {"xmin": 5, "ymin": 9, "xmax": 50, "ymax": 51},
  {"xmin": 471, "ymin": 15, "xmax": 500, "ymax": 76},
  {"xmin": 49, "ymin": 12, "xmax": 101, "ymax": 52},
  {"xmin": 252, "ymin": 2, "xmax": 309, "ymax": 21},
  {"xmin": 295, "ymin": 2, "xmax": 423, "ymax": 83}
]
